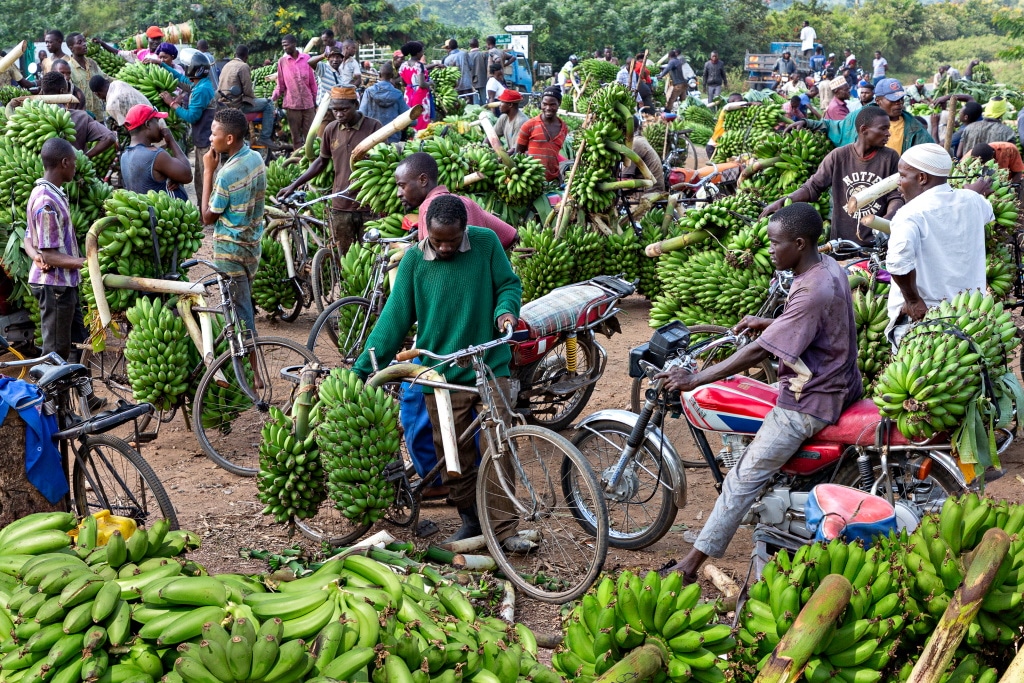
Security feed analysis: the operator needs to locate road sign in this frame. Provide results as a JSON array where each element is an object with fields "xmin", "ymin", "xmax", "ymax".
[
  {"xmin": 504, "ymin": 24, "xmax": 533, "ymax": 32},
  {"xmin": 494, "ymin": 34, "xmax": 512, "ymax": 47}
]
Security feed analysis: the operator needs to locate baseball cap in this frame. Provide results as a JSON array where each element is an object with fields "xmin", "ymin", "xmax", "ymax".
[
  {"xmin": 125, "ymin": 104, "xmax": 167, "ymax": 130},
  {"xmin": 146, "ymin": 26, "xmax": 164, "ymax": 39},
  {"xmin": 858, "ymin": 80, "xmax": 873, "ymax": 90},
  {"xmin": 497, "ymin": 89, "xmax": 523, "ymax": 103},
  {"xmin": 874, "ymin": 78, "xmax": 905, "ymax": 101},
  {"xmin": 569, "ymin": 54, "xmax": 579, "ymax": 61},
  {"xmin": 828, "ymin": 53, "xmax": 835, "ymax": 57}
]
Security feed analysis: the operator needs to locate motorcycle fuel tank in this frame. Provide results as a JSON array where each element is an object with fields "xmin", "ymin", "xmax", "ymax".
[{"xmin": 682, "ymin": 376, "xmax": 778, "ymax": 434}]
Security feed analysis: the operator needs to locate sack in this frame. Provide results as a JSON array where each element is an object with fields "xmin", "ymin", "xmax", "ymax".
[{"xmin": 804, "ymin": 483, "xmax": 897, "ymax": 545}]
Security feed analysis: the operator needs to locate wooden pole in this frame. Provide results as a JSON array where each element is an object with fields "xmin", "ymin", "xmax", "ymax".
[{"xmin": 943, "ymin": 96, "xmax": 957, "ymax": 153}]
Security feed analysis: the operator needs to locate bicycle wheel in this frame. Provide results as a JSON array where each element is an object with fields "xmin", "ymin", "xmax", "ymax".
[
  {"xmin": 306, "ymin": 297, "xmax": 374, "ymax": 368},
  {"xmin": 80, "ymin": 320, "xmax": 133, "ymax": 403},
  {"xmin": 570, "ymin": 419, "xmax": 677, "ymax": 550},
  {"xmin": 277, "ymin": 278, "xmax": 305, "ymax": 323},
  {"xmin": 517, "ymin": 335, "xmax": 600, "ymax": 432},
  {"xmin": 0, "ymin": 346, "xmax": 27, "ymax": 379},
  {"xmin": 192, "ymin": 336, "xmax": 316, "ymax": 476},
  {"xmin": 311, "ymin": 247, "xmax": 343, "ymax": 313},
  {"xmin": 294, "ymin": 498, "xmax": 373, "ymax": 546},
  {"xmin": 477, "ymin": 424, "xmax": 608, "ymax": 603},
  {"xmin": 72, "ymin": 434, "xmax": 179, "ymax": 530}
]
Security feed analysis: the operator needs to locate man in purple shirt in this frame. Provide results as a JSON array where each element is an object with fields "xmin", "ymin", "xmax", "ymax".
[
  {"xmin": 656, "ymin": 202, "xmax": 862, "ymax": 583},
  {"xmin": 24, "ymin": 138, "xmax": 88, "ymax": 363},
  {"xmin": 272, "ymin": 35, "xmax": 318, "ymax": 149}
]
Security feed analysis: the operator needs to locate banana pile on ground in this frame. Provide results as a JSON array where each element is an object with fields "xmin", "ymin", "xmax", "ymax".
[
  {"xmin": 87, "ymin": 42, "xmax": 126, "ymax": 77},
  {"xmin": 349, "ymin": 143, "xmax": 406, "ymax": 215},
  {"xmin": 125, "ymin": 296, "xmax": 199, "ymax": 411},
  {"xmin": 407, "ymin": 136, "xmax": 469, "ymax": 190},
  {"xmin": 553, "ymin": 570, "xmax": 731, "ymax": 683},
  {"xmin": 569, "ymin": 84, "xmax": 635, "ymax": 215},
  {"xmin": 849, "ymin": 275, "xmax": 891, "ymax": 396},
  {"xmin": 257, "ymin": 406, "xmax": 325, "ymax": 523},
  {"xmin": 317, "ymin": 368, "xmax": 402, "ymax": 525},
  {"xmin": 511, "ymin": 222, "xmax": 575, "ymax": 302},
  {"xmin": 252, "ymin": 236, "xmax": 298, "ymax": 316},
  {"xmin": 265, "ymin": 158, "xmax": 303, "ymax": 199},
  {"xmin": 873, "ymin": 290, "xmax": 1020, "ymax": 443},
  {"xmin": 86, "ymin": 189, "xmax": 204, "ymax": 313},
  {"xmin": 732, "ymin": 535, "xmax": 909, "ymax": 683},
  {"xmin": 252, "ymin": 65, "xmax": 277, "ymax": 99},
  {"xmin": 430, "ymin": 66, "xmax": 463, "ymax": 117}
]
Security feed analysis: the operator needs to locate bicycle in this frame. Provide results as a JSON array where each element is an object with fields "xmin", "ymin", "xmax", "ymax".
[
  {"xmin": 306, "ymin": 229, "xmax": 417, "ymax": 368},
  {"xmin": 262, "ymin": 192, "xmax": 335, "ymax": 320},
  {"xmin": 0, "ymin": 348, "xmax": 178, "ymax": 530},
  {"xmin": 83, "ymin": 239, "xmax": 317, "ymax": 477},
  {"xmin": 298, "ymin": 326, "xmax": 610, "ymax": 603}
]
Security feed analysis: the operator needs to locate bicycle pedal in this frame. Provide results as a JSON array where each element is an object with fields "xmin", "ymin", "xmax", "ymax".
[
  {"xmin": 135, "ymin": 432, "xmax": 158, "ymax": 444},
  {"xmin": 383, "ymin": 460, "xmax": 406, "ymax": 482}
]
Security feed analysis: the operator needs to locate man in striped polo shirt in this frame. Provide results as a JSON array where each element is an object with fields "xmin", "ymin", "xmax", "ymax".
[{"xmin": 516, "ymin": 86, "xmax": 569, "ymax": 181}]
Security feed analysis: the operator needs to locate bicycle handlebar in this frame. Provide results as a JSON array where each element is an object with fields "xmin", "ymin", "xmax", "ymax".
[
  {"xmin": 0, "ymin": 352, "xmax": 64, "ymax": 370},
  {"xmin": 819, "ymin": 239, "xmax": 873, "ymax": 257},
  {"xmin": 394, "ymin": 324, "xmax": 517, "ymax": 365}
]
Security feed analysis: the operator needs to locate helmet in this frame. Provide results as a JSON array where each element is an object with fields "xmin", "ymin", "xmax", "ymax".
[{"xmin": 183, "ymin": 50, "xmax": 212, "ymax": 79}]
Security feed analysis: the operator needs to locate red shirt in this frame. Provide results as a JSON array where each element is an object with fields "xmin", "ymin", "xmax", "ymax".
[
  {"xmin": 516, "ymin": 117, "xmax": 569, "ymax": 181},
  {"xmin": 987, "ymin": 142, "xmax": 1024, "ymax": 173},
  {"xmin": 416, "ymin": 185, "xmax": 517, "ymax": 248}
]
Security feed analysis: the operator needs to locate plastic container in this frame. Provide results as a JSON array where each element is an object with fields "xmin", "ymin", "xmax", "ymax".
[{"xmin": 67, "ymin": 510, "xmax": 137, "ymax": 545}]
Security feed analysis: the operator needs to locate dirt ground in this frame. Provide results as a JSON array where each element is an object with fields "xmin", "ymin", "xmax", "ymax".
[{"xmin": 109, "ymin": 291, "xmax": 1024, "ymax": 638}]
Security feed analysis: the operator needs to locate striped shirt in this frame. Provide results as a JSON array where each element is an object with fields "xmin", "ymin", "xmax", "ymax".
[
  {"xmin": 27, "ymin": 182, "xmax": 80, "ymax": 287},
  {"xmin": 516, "ymin": 117, "xmax": 568, "ymax": 181},
  {"xmin": 210, "ymin": 146, "xmax": 267, "ymax": 277},
  {"xmin": 315, "ymin": 61, "xmax": 347, "ymax": 105}
]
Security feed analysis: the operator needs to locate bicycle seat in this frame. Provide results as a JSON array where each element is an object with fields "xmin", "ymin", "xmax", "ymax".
[{"xmin": 30, "ymin": 363, "xmax": 89, "ymax": 389}]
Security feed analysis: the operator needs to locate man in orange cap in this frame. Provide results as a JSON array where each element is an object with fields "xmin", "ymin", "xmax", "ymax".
[
  {"xmin": 277, "ymin": 86, "xmax": 382, "ymax": 254},
  {"xmin": 493, "ymin": 89, "xmax": 527, "ymax": 150},
  {"xmin": 91, "ymin": 25, "xmax": 164, "ymax": 64}
]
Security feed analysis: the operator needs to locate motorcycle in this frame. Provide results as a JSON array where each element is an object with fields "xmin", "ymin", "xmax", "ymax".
[
  {"xmin": 568, "ymin": 321, "xmax": 1009, "ymax": 550},
  {"xmin": 510, "ymin": 275, "xmax": 635, "ymax": 431}
]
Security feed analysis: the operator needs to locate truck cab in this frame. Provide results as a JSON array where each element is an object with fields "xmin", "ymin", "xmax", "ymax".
[{"xmin": 504, "ymin": 50, "xmax": 534, "ymax": 92}]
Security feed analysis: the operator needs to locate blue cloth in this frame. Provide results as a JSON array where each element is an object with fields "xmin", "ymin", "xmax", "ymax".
[
  {"xmin": 0, "ymin": 377, "xmax": 66, "ymax": 504},
  {"xmin": 809, "ymin": 55, "xmax": 826, "ymax": 73},
  {"xmin": 359, "ymin": 82, "xmax": 409, "ymax": 143}
]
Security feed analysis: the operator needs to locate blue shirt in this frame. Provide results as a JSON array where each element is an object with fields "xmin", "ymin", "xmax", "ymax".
[
  {"xmin": 359, "ymin": 82, "xmax": 409, "ymax": 143},
  {"xmin": 809, "ymin": 55, "xmax": 826, "ymax": 72},
  {"xmin": 172, "ymin": 76, "xmax": 216, "ymax": 125},
  {"xmin": 209, "ymin": 145, "xmax": 267, "ymax": 277}
]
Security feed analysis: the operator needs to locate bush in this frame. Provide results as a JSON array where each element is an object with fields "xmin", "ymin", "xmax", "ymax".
[{"xmin": 902, "ymin": 35, "xmax": 1018, "ymax": 77}]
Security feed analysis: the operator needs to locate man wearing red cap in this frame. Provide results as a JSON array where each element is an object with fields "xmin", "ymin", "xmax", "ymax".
[
  {"xmin": 493, "ymin": 90, "xmax": 527, "ymax": 150},
  {"xmin": 91, "ymin": 26, "xmax": 163, "ymax": 64},
  {"xmin": 277, "ymin": 87, "xmax": 382, "ymax": 254},
  {"xmin": 121, "ymin": 104, "xmax": 192, "ymax": 201}
]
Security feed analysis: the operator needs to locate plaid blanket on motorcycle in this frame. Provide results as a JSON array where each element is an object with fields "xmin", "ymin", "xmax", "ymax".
[{"xmin": 519, "ymin": 284, "xmax": 609, "ymax": 337}]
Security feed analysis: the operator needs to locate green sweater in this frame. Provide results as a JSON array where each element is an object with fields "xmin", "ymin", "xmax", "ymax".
[
  {"xmin": 353, "ymin": 226, "xmax": 522, "ymax": 387},
  {"xmin": 805, "ymin": 104, "xmax": 934, "ymax": 153}
]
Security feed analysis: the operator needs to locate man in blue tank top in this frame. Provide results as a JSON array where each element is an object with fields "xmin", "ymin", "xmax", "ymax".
[{"xmin": 120, "ymin": 104, "xmax": 193, "ymax": 201}]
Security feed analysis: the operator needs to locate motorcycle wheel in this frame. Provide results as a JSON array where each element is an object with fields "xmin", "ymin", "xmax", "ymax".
[
  {"xmin": 832, "ymin": 454, "xmax": 965, "ymax": 517},
  {"xmin": 569, "ymin": 419, "xmax": 678, "ymax": 550},
  {"xmin": 516, "ymin": 333, "xmax": 600, "ymax": 433}
]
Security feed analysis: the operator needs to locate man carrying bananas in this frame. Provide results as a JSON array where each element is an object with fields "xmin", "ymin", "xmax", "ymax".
[
  {"xmin": 351, "ymin": 194, "xmax": 526, "ymax": 550},
  {"xmin": 762, "ymin": 107, "xmax": 903, "ymax": 245},
  {"xmin": 884, "ymin": 143, "xmax": 992, "ymax": 347},
  {"xmin": 655, "ymin": 203, "xmax": 862, "ymax": 584}
]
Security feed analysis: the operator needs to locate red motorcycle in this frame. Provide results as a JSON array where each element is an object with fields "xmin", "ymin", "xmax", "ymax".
[{"xmin": 568, "ymin": 322, "xmax": 1002, "ymax": 550}]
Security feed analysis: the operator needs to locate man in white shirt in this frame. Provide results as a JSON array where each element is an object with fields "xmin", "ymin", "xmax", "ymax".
[
  {"xmin": 885, "ymin": 143, "xmax": 992, "ymax": 346},
  {"xmin": 871, "ymin": 51, "xmax": 888, "ymax": 86},
  {"xmin": 485, "ymin": 63, "xmax": 506, "ymax": 103},
  {"xmin": 843, "ymin": 49, "xmax": 856, "ymax": 67},
  {"xmin": 800, "ymin": 22, "xmax": 817, "ymax": 56},
  {"xmin": 558, "ymin": 55, "xmax": 579, "ymax": 96}
]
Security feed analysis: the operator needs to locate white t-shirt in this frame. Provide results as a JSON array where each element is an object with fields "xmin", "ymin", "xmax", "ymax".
[
  {"xmin": 486, "ymin": 77, "xmax": 506, "ymax": 101},
  {"xmin": 845, "ymin": 53, "xmax": 856, "ymax": 66},
  {"xmin": 872, "ymin": 57, "xmax": 887, "ymax": 78},
  {"xmin": 800, "ymin": 26, "xmax": 817, "ymax": 52},
  {"xmin": 885, "ymin": 183, "xmax": 992, "ymax": 326}
]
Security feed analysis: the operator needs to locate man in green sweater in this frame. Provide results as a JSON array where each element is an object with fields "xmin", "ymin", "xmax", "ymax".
[{"xmin": 353, "ymin": 195, "xmax": 524, "ymax": 548}]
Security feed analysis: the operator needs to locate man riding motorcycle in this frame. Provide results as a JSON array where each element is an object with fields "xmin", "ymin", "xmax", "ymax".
[{"xmin": 656, "ymin": 202, "xmax": 863, "ymax": 583}]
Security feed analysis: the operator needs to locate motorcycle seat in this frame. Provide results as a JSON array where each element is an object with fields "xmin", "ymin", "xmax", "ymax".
[
  {"xmin": 814, "ymin": 399, "xmax": 909, "ymax": 446},
  {"xmin": 517, "ymin": 284, "xmax": 616, "ymax": 339}
]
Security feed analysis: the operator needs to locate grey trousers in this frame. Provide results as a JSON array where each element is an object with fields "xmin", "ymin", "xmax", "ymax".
[
  {"xmin": 694, "ymin": 406, "xmax": 828, "ymax": 558},
  {"xmin": 707, "ymin": 85, "xmax": 724, "ymax": 101}
]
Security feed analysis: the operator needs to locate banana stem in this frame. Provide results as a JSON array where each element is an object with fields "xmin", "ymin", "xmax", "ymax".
[
  {"xmin": 908, "ymin": 527, "xmax": 1011, "ymax": 683},
  {"xmin": 86, "ymin": 215, "xmax": 128, "ymax": 328},
  {"xmin": 304, "ymin": 97, "xmax": 333, "ymax": 162},
  {"xmin": 998, "ymin": 642, "xmax": 1024, "ymax": 682},
  {"xmin": 555, "ymin": 135, "xmax": 588, "ymax": 239},
  {"xmin": 477, "ymin": 111, "xmax": 513, "ymax": 167},
  {"xmin": 175, "ymin": 295, "xmax": 206, "ymax": 369},
  {"xmin": 860, "ymin": 215, "xmax": 891, "ymax": 234},
  {"xmin": 607, "ymin": 141, "xmax": 654, "ymax": 182},
  {"xmin": 598, "ymin": 179, "xmax": 653, "ymax": 192},
  {"xmin": 499, "ymin": 581, "xmax": 515, "ymax": 623},
  {"xmin": 645, "ymin": 229, "xmax": 712, "ymax": 257},
  {"xmin": 663, "ymin": 193, "xmax": 679, "ymax": 231},
  {"xmin": 0, "ymin": 41, "xmax": 25, "ymax": 75},
  {"xmin": 293, "ymin": 363, "xmax": 320, "ymax": 440},
  {"xmin": 462, "ymin": 171, "xmax": 485, "ymax": 186},
  {"xmin": 593, "ymin": 644, "xmax": 666, "ymax": 683},
  {"xmin": 753, "ymin": 574, "xmax": 853, "ymax": 683},
  {"xmin": 845, "ymin": 173, "xmax": 899, "ymax": 216},
  {"xmin": 590, "ymin": 214, "xmax": 614, "ymax": 236},
  {"xmin": 350, "ymin": 104, "xmax": 422, "ymax": 165},
  {"xmin": 741, "ymin": 157, "xmax": 781, "ymax": 180}
]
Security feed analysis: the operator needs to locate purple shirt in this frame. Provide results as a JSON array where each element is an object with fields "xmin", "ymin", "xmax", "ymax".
[
  {"xmin": 27, "ymin": 182, "xmax": 80, "ymax": 287},
  {"xmin": 273, "ymin": 52, "xmax": 317, "ymax": 111},
  {"xmin": 756, "ymin": 256, "xmax": 862, "ymax": 424}
]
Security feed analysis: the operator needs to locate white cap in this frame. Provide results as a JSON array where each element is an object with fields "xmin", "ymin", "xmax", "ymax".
[
  {"xmin": 901, "ymin": 143, "xmax": 953, "ymax": 177},
  {"xmin": 828, "ymin": 76, "xmax": 848, "ymax": 90}
]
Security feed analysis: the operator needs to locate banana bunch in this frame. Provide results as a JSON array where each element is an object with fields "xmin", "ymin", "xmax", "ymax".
[
  {"xmin": 195, "ymin": 320, "xmax": 254, "ymax": 429},
  {"xmin": 986, "ymin": 245, "xmax": 1014, "ymax": 299},
  {"xmin": 0, "ymin": 137, "xmax": 45, "ymax": 220},
  {"xmin": 304, "ymin": 138, "xmax": 335, "ymax": 191},
  {"xmin": 349, "ymin": 143, "xmax": 405, "ymax": 215},
  {"xmin": 675, "ymin": 193, "xmax": 761, "ymax": 238},
  {"xmin": 733, "ymin": 537, "xmax": 909, "ymax": 683},
  {"xmin": 891, "ymin": 651, "xmax": 1000, "ymax": 683},
  {"xmin": 257, "ymin": 406, "xmax": 325, "ymax": 524},
  {"xmin": 603, "ymin": 228, "xmax": 640, "ymax": 283},
  {"xmin": 723, "ymin": 218, "xmax": 770, "ymax": 271},
  {"xmin": 553, "ymin": 570, "xmax": 731, "ymax": 683},
  {"xmin": 125, "ymin": 296, "xmax": 200, "ymax": 411},
  {"xmin": 463, "ymin": 146, "xmax": 500, "ymax": 192},
  {"xmin": 738, "ymin": 130, "xmax": 834, "ymax": 205},
  {"xmin": 641, "ymin": 122, "xmax": 668, "ymax": 156},
  {"xmin": 850, "ymin": 277, "xmax": 891, "ymax": 396},
  {"xmin": 24, "ymin": 295, "xmax": 42, "ymax": 348},
  {"xmin": 950, "ymin": 157, "xmax": 1019, "ymax": 248},
  {"xmin": 66, "ymin": 150, "xmax": 113, "ymax": 239},
  {"xmin": 0, "ymin": 85, "xmax": 23, "ymax": 105},
  {"xmin": 569, "ymin": 84, "xmax": 633, "ymax": 214},
  {"xmin": 577, "ymin": 59, "xmax": 620, "ymax": 85},
  {"xmin": 252, "ymin": 236, "xmax": 297, "ymax": 315},
  {"xmin": 408, "ymin": 136, "xmax": 468, "ymax": 190},
  {"xmin": 721, "ymin": 98, "xmax": 783, "ymax": 132},
  {"xmin": 317, "ymin": 368, "xmax": 401, "ymax": 525},
  {"xmin": 87, "ymin": 42, "xmax": 127, "ymax": 78},
  {"xmin": 511, "ymin": 223, "xmax": 574, "ymax": 302},
  {"xmin": 90, "ymin": 189, "xmax": 204, "ymax": 312},
  {"xmin": 430, "ymin": 66, "xmax": 462, "ymax": 117},
  {"xmin": 638, "ymin": 218, "xmax": 669, "ymax": 299},
  {"xmin": 365, "ymin": 213, "xmax": 407, "ymax": 239},
  {"xmin": 678, "ymin": 101, "xmax": 717, "ymax": 129},
  {"xmin": 117, "ymin": 63, "xmax": 187, "ymax": 140},
  {"xmin": 265, "ymin": 158, "xmax": 302, "ymax": 199},
  {"xmin": 87, "ymin": 141, "xmax": 118, "ymax": 182},
  {"xmin": 682, "ymin": 123, "xmax": 713, "ymax": 146},
  {"xmin": 4, "ymin": 100, "xmax": 77, "ymax": 154},
  {"xmin": 252, "ymin": 65, "xmax": 277, "ymax": 99},
  {"xmin": 571, "ymin": 161, "xmax": 616, "ymax": 213},
  {"xmin": 466, "ymin": 190, "xmax": 526, "ymax": 226},
  {"xmin": 492, "ymin": 153, "xmax": 546, "ymax": 207},
  {"xmin": 872, "ymin": 290, "xmax": 1016, "ymax": 440}
]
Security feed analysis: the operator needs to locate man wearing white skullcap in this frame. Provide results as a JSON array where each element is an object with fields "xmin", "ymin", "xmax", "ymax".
[{"xmin": 885, "ymin": 143, "xmax": 993, "ymax": 346}]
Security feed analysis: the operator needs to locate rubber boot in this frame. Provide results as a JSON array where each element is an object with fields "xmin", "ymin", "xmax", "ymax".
[{"xmin": 442, "ymin": 505, "xmax": 481, "ymax": 545}]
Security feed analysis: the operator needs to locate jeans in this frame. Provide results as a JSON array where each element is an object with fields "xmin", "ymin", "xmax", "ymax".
[
  {"xmin": 707, "ymin": 85, "xmax": 723, "ymax": 101},
  {"xmin": 228, "ymin": 274, "xmax": 256, "ymax": 335},
  {"xmin": 32, "ymin": 284, "xmax": 87, "ymax": 363},
  {"xmin": 241, "ymin": 99, "xmax": 276, "ymax": 144},
  {"xmin": 693, "ymin": 406, "xmax": 828, "ymax": 558}
]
